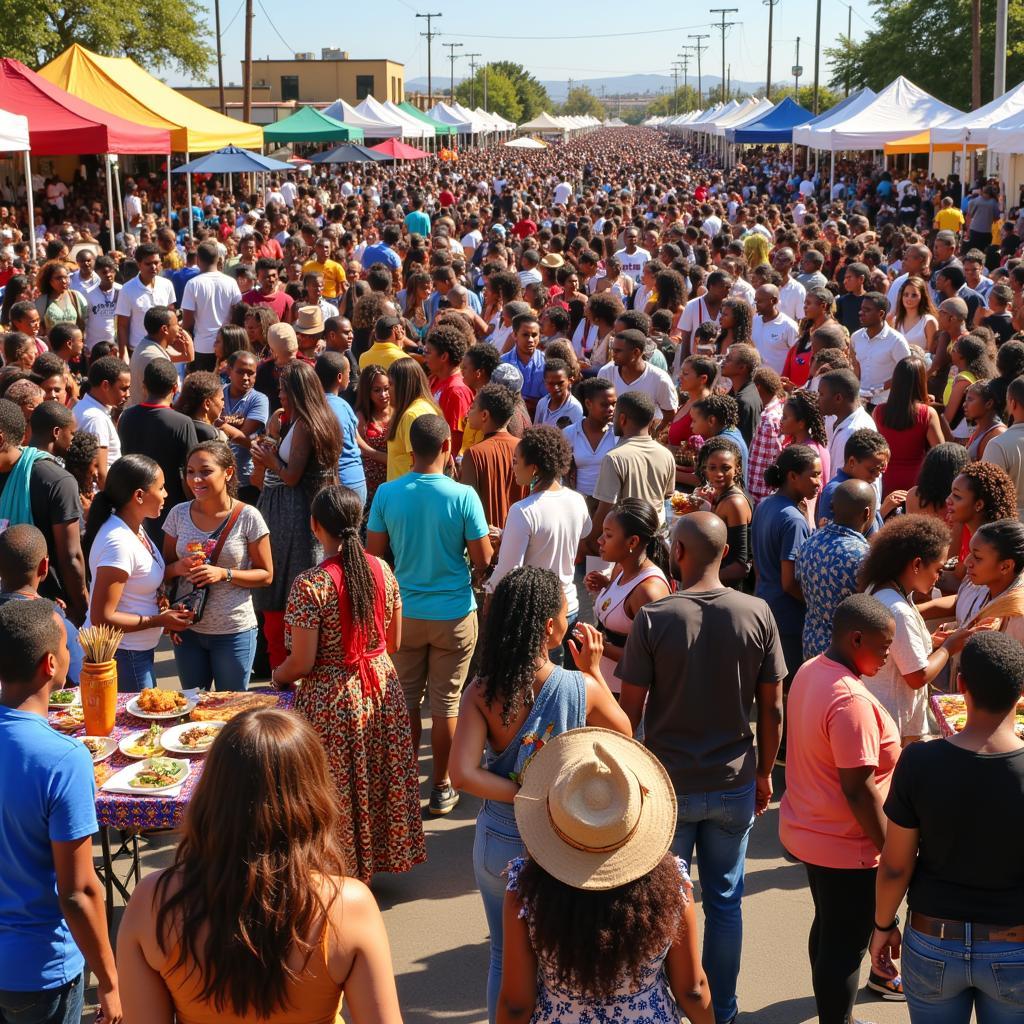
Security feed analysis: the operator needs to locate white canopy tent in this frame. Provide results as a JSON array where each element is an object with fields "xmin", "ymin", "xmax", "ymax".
[
  {"xmin": 709, "ymin": 98, "xmax": 774, "ymax": 137},
  {"xmin": 0, "ymin": 108, "xmax": 33, "ymax": 244},
  {"xmin": 448, "ymin": 101, "xmax": 492, "ymax": 135},
  {"xmin": 932, "ymin": 81, "xmax": 1024, "ymax": 148},
  {"xmin": 791, "ymin": 87, "xmax": 877, "ymax": 148},
  {"xmin": 352, "ymin": 96, "xmax": 411, "ymax": 138},
  {"xmin": 518, "ymin": 111, "xmax": 570, "ymax": 137},
  {"xmin": 321, "ymin": 98, "xmax": 401, "ymax": 138},
  {"xmin": 427, "ymin": 101, "xmax": 473, "ymax": 135},
  {"xmin": 504, "ymin": 136, "xmax": 548, "ymax": 149},
  {"xmin": 376, "ymin": 98, "xmax": 434, "ymax": 140}
]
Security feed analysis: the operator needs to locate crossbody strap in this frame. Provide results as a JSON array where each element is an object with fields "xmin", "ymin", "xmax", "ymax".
[{"xmin": 206, "ymin": 501, "xmax": 244, "ymax": 567}]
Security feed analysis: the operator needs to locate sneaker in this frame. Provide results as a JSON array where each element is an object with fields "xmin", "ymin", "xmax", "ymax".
[
  {"xmin": 429, "ymin": 783, "xmax": 460, "ymax": 816},
  {"xmin": 867, "ymin": 972, "xmax": 905, "ymax": 1001}
]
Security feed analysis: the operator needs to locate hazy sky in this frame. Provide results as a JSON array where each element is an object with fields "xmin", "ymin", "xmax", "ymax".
[{"xmin": 181, "ymin": 0, "xmax": 875, "ymax": 91}]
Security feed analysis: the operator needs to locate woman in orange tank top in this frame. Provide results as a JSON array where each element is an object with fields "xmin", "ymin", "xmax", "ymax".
[{"xmin": 115, "ymin": 710, "xmax": 403, "ymax": 1024}]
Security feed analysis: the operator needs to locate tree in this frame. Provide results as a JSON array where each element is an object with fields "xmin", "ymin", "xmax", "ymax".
[
  {"xmin": 486, "ymin": 61, "xmax": 551, "ymax": 122},
  {"xmin": 759, "ymin": 84, "xmax": 841, "ymax": 113},
  {"xmin": 643, "ymin": 86, "xmax": 701, "ymax": 118},
  {"xmin": 705, "ymin": 84, "xmax": 749, "ymax": 105},
  {"xmin": 825, "ymin": 0, "xmax": 1024, "ymax": 111},
  {"xmin": 0, "ymin": 0, "xmax": 212, "ymax": 78},
  {"xmin": 560, "ymin": 86, "xmax": 605, "ymax": 118},
  {"xmin": 454, "ymin": 68, "xmax": 522, "ymax": 124}
]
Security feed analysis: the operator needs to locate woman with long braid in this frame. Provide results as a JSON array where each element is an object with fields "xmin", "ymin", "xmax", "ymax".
[{"xmin": 450, "ymin": 566, "xmax": 629, "ymax": 1024}]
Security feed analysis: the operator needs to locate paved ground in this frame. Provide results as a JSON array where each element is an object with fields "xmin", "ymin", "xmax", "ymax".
[{"xmin": 84, "ymin": 643, "xmax": 912, "ymax": 1024}]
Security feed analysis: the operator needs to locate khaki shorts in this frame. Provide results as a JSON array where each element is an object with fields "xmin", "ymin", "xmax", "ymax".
[{"xmin": 393, "ymin": 612, "xmax": 479, "ymax": 718}]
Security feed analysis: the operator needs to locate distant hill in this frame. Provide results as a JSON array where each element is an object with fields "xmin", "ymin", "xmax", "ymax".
[{"xmin": 404, "ymin": 73, "xmax": 765, "ymax": 103}]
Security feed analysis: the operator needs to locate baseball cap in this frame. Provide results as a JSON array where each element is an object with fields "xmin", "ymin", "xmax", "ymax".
[
  {"xmin": 490, "ymin": 362, "xmax": 524, "ymax": 394},
  {"xmin": 490, "ymin": 224, "xmax": 507, "ymax": 237},
  {"xmin": 374, "ymin": 314, "xmax": 404, "ymax": 340}
]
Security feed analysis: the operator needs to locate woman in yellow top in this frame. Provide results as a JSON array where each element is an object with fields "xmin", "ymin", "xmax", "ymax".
[
  {"xmin": 115, "ymin": 710, "xmax": 403, "ymax": 1024},
  {"xmin": 942, "ymin": 334, "xmax": 994, "ymax": 441},
  {"xmin": 386, "ymin": 357, "xmax": 441, "ymax": 480}
]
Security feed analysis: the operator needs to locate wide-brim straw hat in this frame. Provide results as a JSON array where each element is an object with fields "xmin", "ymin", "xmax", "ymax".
[{"xmin": 514, "ymin": 727, "xmax": 676, "ymax": 891}]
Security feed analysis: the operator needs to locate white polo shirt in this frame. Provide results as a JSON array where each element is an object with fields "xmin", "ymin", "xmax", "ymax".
[
  {"xmin": 852, "ymin": 323, "xmax": 911, "ymax": 403},
  {"xmin": 778, "ymin": 276, "xmax": 807, "ymax": 322},
  {"xmin": 114, "ymin": 274, "xmax": 175, "ymax": 351},
  {"xmin": 73, "ymin": 392, "xmax": 121, "ymax": 465},
  {"xmin": 598, "ymin": 361, "xmax": 678, "ymax": 424},
  {"xmin": 181, "ymin": 270, "xmax": 242, "ymax": 354},
  {"xmin": 827, "ymin": 405, "xmax": 882, "ymax": 505},
  {"xmin": 751, "ymin": 312, "xmax": 800, "ymax": 375}
]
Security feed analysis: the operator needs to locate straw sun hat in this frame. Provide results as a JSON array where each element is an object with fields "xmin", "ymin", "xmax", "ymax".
[{"xmin": 514, "ymin": 728, "xmax": 676, "ymax": 891}]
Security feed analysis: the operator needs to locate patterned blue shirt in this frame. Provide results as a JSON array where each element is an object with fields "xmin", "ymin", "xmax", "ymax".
[{"xmin": 795, "ymin": 523, "xmax": 869, "ymax": 658}]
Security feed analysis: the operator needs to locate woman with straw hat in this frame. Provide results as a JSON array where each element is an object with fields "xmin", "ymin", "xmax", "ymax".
[{"xmin": 498, "ymin": 727, "xmax": 713, "ymax": 1024}]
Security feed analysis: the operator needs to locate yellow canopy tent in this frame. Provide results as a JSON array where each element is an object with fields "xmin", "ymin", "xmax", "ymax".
[
  {"xmin": 884, "ymin": 130, "xmax": 985, "ymax": 155},
  {"xmin": 40, "ymin": 44, "xmax": 262, "ymax": 152}
]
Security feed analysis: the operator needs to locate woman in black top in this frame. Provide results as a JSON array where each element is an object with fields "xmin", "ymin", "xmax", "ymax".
[
  {"xmin": 695, "ymin": 436, "xmax": 752, "ymax": 588},
  {"xmin": 870, "ymin": 631, "xmax": 1024, "ymax": 1022}
]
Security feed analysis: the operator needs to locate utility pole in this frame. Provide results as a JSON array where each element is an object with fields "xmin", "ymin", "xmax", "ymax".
[
  {"xmin": 794, "ymin": 37, "xmax": 801, "ymax": 97},
  {"xmin": 214, "ymin": 0, "xmax": 226, "ymax": 114},
  {"xmin": 764, "ymin": 0, "xmax": 780, "ymax": 100},
  {"xmin": 483, "ymin": 63, "xmax": 488, "ymax": 108},
  {"xmin": 443, "ymin": 41, "xmax": 463, "ymax": 99},
  {"xmin": 465, "ymin": 53, "xmax": 482, "ymax": 108},
  {"xmin": 710, "ymin": 9, "xmax": 739, "ymax": 105},
  {"xmin": 416, "ymin": 12, "xmax": 443, "ymax": 106},
  {"xmin": 241, "ymin": 0, "xmax": 253, "ymax": 123},
  {"xmin": 971, "ymin": 0, "xmax": 981, "ymax": 109},
  {"xmin": 688, "ymin": 33, "xmax": 709, "ymax": 105},
  {"xmin": 812, "ymin": 0, "xmax": 822, "ymax": 113},
  {"xmin": 678, "ymin": 49, "xmax": 693, "ymax": 107},
  {"xmin": 671, "ymin": 63, "xmax": 681, "ymax": 115},
  {"xmin": 727, "ymin": 64, "xmax": 731, "ymax": 99},
  {"xmin": 845, "ymin": 4, "xmax": 852, "ymax": 96},
  {"xmin": 995, "ymin": 0, "xmax": 1009, "ymax": 98}
]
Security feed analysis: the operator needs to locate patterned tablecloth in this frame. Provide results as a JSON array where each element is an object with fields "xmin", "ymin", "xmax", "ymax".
[
  {"xmin": 50, "ymin": 691, "xmax": 294, "ymax": 830},
  {"xmin": 929, "ymin": 692, "xmax": 963, "ymax": 739}
]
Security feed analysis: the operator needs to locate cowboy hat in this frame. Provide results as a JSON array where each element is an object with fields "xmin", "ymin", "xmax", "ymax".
[
  {"xmin": 514, "ymin": 728, "xmax": 676, "ymax": 891},
  {"xmin": 539, "ymin": 253, "xmax": 565, "ymax": 270},
  {"xmin": 293, "ymin": 305, "xmax": 325, "ymax": 335}
]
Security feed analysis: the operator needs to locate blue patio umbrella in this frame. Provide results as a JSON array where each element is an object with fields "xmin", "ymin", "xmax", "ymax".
[
  {"xmin": 310, "ymin": 143, "xmax": 391, "ymax": 164},
  {"xmin": 172, "ymin": 145, "xmax": 293, "ymax": 174}
]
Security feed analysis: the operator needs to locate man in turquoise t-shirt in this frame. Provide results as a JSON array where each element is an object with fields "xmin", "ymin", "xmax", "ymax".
[
  {"xmin": 404, "ymin": 195, "xmax": 431, "ymax": 237},
  {"xmin": 368, "ymin": 413, "xmax": 492, "ymax": 816}
]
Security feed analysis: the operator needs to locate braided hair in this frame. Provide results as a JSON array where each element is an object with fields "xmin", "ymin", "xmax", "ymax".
[
  {"xmin": 479, "ymin": 567, "xmax": 563, "ymax": 726},
  {"xmin": 605, "ymin": 498, "xmax": 671, "ymax": 578},
  {"xmin": 783, "ymin": 389, "xmax": 828, "ymax": 447},
  {"xmin": 310, "ymin": 486, "xmax": 375, "ymax": 628}
]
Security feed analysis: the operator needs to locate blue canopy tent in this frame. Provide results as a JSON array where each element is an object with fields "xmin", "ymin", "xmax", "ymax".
[
  {"xmin": 310, "ymin": 143, "xmax": 390, "ymax": 164},
  {"xmin": 725, "ymin": 97, "xmax": 814, "ymax": 144},
  {"xmin": 171, "ymin": 144, "xmax": 293, "ymax": 173}
]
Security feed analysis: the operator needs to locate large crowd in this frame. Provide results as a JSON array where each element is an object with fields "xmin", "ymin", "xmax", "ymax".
[{"xmin": 1, "ymin": 124, "xmax": 1023, "ymax": 1024}]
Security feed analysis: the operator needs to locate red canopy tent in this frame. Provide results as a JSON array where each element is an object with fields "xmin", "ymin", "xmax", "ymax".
[{"xmin": 369, "ymin": 138, "xmax": 430, "ymax": 160}]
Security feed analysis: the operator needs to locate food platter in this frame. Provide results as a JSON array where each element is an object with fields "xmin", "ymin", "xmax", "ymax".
[
  {"xmin": 80, "ymin": 736, "xmax": 117, "ymax": 763},
  {"xmin": 126, "ymin": 689, "xmax": 197, "ymax": 720},
  {"xmin": 100, "ymin": 757, "xmax": 190, "ymax": 795},
  {"xmin": 48, "ymin": 688, "xmax": 81, "ymax": 710},
  {"xmin": 118, "ymin": 724, "xmax": 166, "ymax": 759},
  {"xmin": 159, "ymin": 721, "xmax": 226, "ymax": 754},
  {"xmin": 931, "ymin": 693, "xmax": 1024, "ymax": 738}
]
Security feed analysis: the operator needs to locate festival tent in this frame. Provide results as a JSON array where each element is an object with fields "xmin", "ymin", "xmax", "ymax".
[
  {"xmin": 399, "ymin": 102, "xmax": 456, "ymax": 136},
  {"xmin": 310, "ymin": 143, "xmax": 390, "ymax": 164},
  {"xmin": 369, "ymin": 138, "xmax": 431, "ymax": 160},
  {"xmin": 427, "ymin": 102, "xmax": 474, "ymax": 134},
  {"xmin": 518, "ymin": 111, "xmax": 570, "ymax": 136},
  {"xmin": 172, "ymin": 145, "xmax": 292, "ymax": 174},
  {"xmin": 709, "ymin": 98, "xmax": 774, "ymax": 137},
  {"xmin": 504, "ymin": 136, "xmax": 548, "ymax": 149},
  {"xmin": 0, "ymin": 108, "xmax": 29, "ymax": 151},
  {"xmin": 449, "ymin": 102, "xmax": 492, "ymax": 134},
  {"xmin": 790, "ymin": 87, "xmax": 876, "ymax": 148},
  {"xmin": 39, "ymin": 44, "xmax": 261, "ymax": 151},
  {"xmin": 726, "ymin": 96, "xmax": 813, "ymax": 143},
  {"xmin": 262, "ymin": 106, "xmax": 364, "ymax": 144},
  {"xmin": 689, "ymin": 100, "xmax": 738, "ymax": 134},
  {"xmin": 321, "ymin": 99, "xmax": 400, "ymax": 139},
  {"xmin": 356, "ymin": 95, "xmax": 431, "ymax": 140},
  {"xmin": 352, "ymin": 97, "xmax": 415, "ymax": 138}
]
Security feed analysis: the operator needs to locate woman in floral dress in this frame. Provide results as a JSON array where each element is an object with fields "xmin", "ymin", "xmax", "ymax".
[{"xmin": 272, "ymin": 484, "xmax": 425, "ymax": 882}]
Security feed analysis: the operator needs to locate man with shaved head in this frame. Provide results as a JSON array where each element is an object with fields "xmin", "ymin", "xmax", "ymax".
[
  {"xmin": 618, "ymin": 511, "xmax": 788, "ymax": 1024},
  {"xmin": 795, "ymin": 479, "xmax": 875, "ymax": 659},
  {"xmin": 751, "ymin": 283, "xmax": 799, "ymax": 375}
]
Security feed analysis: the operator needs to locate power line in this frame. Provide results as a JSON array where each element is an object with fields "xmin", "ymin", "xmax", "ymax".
[
  {"xmin": 221, "ymin": 0, "xmax": 246, "ymax": 36},
  {"xmin": 256, "ymin": 0, "xmax": 294, "ymax": 55},
  {"xmin": 438, "ymin": 22, "xmax": 716, "ymax": 41},
  {"xmin": 443, "ymin": 41, "xmax": 463, "ymax": 98},
  {"xmin": 416, "ymin": 11, "xmax": 442, "ymax": 106}
]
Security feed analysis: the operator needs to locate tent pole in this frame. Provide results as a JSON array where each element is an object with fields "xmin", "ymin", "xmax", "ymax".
[
  {"xmin": 105, "ymin": 155, "xmax": 116, "ymax": 253},
  {"xmin": 830, "ymin": 148, "xmax": 835, "ymax": 192},
  {"xmin": 23, "ymin": 152, "xmax": 36, "ymax": 257},
  {"xmin": 928, "ymin": 143, "xmax": 934, "ymax": 179},
  {"xmin": 166, "ymin": 155, "xmax": 173, "ymax": 227},
  {"xmin": 113, "ymin": 160, "xmax": 125, "ymax": 238},
  {"xmin": 186, "ymin": 152, "xmax": 194, "ymax": 236}
]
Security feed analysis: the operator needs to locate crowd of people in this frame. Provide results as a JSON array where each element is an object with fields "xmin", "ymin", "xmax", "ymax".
[{"xmin": 1, "ymin": 124, "xmax": 1023, "ymax": 1024}]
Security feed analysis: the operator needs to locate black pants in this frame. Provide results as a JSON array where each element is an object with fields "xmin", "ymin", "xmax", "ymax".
[
  {"xmin": 803, "ymin": 861, "xmax": 877, "ymax": 1024},
  {"xmin": 968, "ymin": 229, "xmax": 992, "ymax": 253},
  {"xmin": 188, "ymin": 352, "xmax": 218, "ymax": 374}
]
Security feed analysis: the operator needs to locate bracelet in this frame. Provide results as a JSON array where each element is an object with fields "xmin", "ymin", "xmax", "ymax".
[{"xmin": 874, "ymin": 914, "xmax": 900, "ymax": 931}]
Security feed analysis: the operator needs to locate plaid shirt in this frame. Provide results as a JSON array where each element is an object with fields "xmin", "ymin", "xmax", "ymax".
[{"xmin": 747, "ymin": 397, "xmax": 784, "ymax": 504}]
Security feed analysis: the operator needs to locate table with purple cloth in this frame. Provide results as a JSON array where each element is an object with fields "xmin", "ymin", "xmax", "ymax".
[{"xmin": 929, "ymin": 692, "xmax": 962, "ymax": 739}]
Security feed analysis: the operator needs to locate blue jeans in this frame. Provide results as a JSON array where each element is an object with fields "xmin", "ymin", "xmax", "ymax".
[
  {"xmin": 114, "ymin": 647, "xmax": 156, "ymax": 692},
  {"xmin": 672, "ymin": 780, "xmax": 757, "ymax": 1024},
  {"xmin": 903, "ymin": 924, "xmax": 1024, "ymax": 1023},
  {"xmin": 472, "ymin": 799, "xmax": 525, "ymax": 1024},
  {"xmin": 0, "ymin": 975, "xmax": 83, "ymax": 1024},
  {"xmin": 173, "ymin": 627, "xmax": 258, "ymax": 691}
]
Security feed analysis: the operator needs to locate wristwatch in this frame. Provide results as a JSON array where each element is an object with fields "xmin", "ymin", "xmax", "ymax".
[
  {"xmin": 874, "ymin": 914, "xmax": 900, "ymax": 931},
  {"xmin": 225, "ymin": 568, "xmax": 234, "ymax": 584}
]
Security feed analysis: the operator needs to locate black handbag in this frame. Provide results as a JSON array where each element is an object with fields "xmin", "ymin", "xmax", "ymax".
[{"xmin": 170, "ymin": 502, "xmax": 243, "ymax": 624}]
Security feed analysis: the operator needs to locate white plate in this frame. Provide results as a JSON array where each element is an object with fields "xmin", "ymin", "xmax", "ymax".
[
  {"xmin": 48, "ymin": 689, "xmax": 82, "ymax": 710},
  {"xmin": 80, "ymin": 736, "xmax": 117, "ymax": 763},
  {"xmin": 118, "ymin": 729, "xmax": 166, "ymax": 760},
  {"xmin": 100, "ymin": 757, "xmax": 190, "ymax": 795},
  {"xmin": 159, "ymin": 720, "xmax": 226, "ymax": 755},
  {"xmin": 125, "ymin": 693, "xmax": 197, "ymax": 720}
]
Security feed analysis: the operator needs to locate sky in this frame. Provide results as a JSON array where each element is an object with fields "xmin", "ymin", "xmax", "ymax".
[{"xmin": 180, "ymin": 0, "xmax": 877, "ymax": 92}]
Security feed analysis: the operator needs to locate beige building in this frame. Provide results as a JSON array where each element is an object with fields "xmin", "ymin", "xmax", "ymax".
[{"xmin": 177, "ymin": 50, "xmax": 404, "ymax": 111}]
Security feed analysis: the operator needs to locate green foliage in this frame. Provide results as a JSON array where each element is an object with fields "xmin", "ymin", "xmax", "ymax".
[
  {"xmin": 762, "ymin": 84, "xmax": 841, "ymax": 113},
  {"xmin": 643, "ymin": 85, "xmax": 701, "ymax": 118},
  {"xmin": 824, "ymin": 0, "xmax": 1024, "ymax": 110},
  {"xmin": 486, "ymin": 61, "xmax": 551, "ymax": 122},
  {"xmin": 560, "ymin": 86, "xmax": 605, "ymax": 118},
  {"xmin": 454, "ymin": 68, "xmax": 522, "ymax": 124},
  {"xmin": 704, "ymin": 84, "xmax": 750, "ymax": 105},
  {"xmin": 0, "ymin": 0, "xmax": 212, "ymax": 78}
]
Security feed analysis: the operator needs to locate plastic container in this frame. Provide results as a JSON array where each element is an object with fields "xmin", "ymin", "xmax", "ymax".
[{"xmin": 80, "ymin": 660, "xmax": 117, "ymax": 736}]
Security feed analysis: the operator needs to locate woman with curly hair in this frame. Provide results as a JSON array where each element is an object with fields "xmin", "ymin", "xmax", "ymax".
[
  {"xmin": 783, "ymin": 286, "xmax": 836, "ymax": 389},
  {"xmin": 689, "ymin": 392, "xmax": 749, "ymax": 468},
  {"xmin": 449, "ymin": 568, "xmax": 629, "ymax": 1024},
  {"xmin": 499, "ymin": 728, "xmax": 712, "ymax": 1024},
  {"xmin": 944, "ymin": 460, "xmax": 1018, "ymax": 583},
  {"xmin": 695, "ymin": 436, "xmax": 753, "ymax": 587},
  {"xmin": 990, "ymin": 338, "xmax": 1024, "ymax": 419},
  {"xmin": 859, "ymin": 514, "xmax": 982, "ymax": 743},
  {"xmin": 942, "ymin": 334, "xmax": 995, "ymax": 441},
  {"xmin": 716, "ymin": 297, "xmax": 753, "ymax": 354},
  {"xmin": 486, "ymin": 426, "xmax": 591, "ymax": 665}
]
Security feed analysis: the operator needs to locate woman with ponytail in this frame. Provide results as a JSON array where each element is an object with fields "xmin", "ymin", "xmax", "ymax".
[
  {"xmin": 585, "ymin": 497, "xmax": 672, "ymax": 692},
  {"xmin": 85, "ymin": 454, "xmax": 194, "ymax": 691},
  {"xmin": 271, "ymin": 484, "xmax": 425, "ymax": 883}
]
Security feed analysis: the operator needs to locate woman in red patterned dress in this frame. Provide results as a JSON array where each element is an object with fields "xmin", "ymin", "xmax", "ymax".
[{"xmin": 272, "ymin": 484, "xmax": 425, "ymax": 881}]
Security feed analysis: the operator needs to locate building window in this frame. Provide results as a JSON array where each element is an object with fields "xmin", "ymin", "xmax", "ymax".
[
  {"xmin": 391, "ymin": 76, "xmax": 396, "ymax": 101},
  {"xmin": 356, "ymin": 75, "xmax": 374, "ymax": 100},
  {"xmin": 281, "ymin": 75, "xmax": 299, "ymax": 102}
]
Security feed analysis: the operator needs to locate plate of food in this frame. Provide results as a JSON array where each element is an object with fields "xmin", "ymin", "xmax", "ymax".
[
  {"xmin": 48, "ymin": 688, "xmax": 81, "ymax": 709},
  {"xmin": 80, "ymin": 736, "xmax": 117, "ymax": 763},
  {"xmin": 119, "ymin": 723, "xmax": 166, "ymax": 759},
  {"xmin": 190, "ymin": 692, "xmax": 279, "ymax": 721},
  {"xmin": 126, "ymin": 688, "xmax": 196, "ymax": 720},
  {"xmin": 49, "ymin": 706, "xmax": 86, "ymax": 734},
  {"xmin": 94, "ymin": 762, "xmax": 117, "ymax": 788},
  {"xmin": 101, "ymin": 757, "xmax": 190, "ymax": 795},
  {"xmin": 160, "ymin": 721, "xmax": 226, "ymax": 754}
]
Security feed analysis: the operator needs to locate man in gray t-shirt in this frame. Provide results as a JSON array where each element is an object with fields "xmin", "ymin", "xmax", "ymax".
[
  {"xmin": 966, "ymin": 186, "xmax": 1001, "ymax": 250},
  {"xmin": 619, "ymin": 511, "xmax": 786, "ymax": 1024}
]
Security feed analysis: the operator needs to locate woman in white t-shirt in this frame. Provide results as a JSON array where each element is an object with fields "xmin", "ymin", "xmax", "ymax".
[
  {"xmin": 84, "ymin": 454, "xmax": 194, "ymax": 691},
  {"xmin": 564, "ymin": 377, "xmax": 618, "ymax": 510}
]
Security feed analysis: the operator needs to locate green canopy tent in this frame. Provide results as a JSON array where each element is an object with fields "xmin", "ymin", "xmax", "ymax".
[
  {"xmin": 263, "ymin": 105, "xmax": 365, "ymax": 144},
  {"xmin": 398, "ymin": 102, "xmax": 456, "ymax": 136}
]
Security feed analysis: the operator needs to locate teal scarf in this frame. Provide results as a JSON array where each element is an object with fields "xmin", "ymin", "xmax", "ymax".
[{"xmin": 0, "ymin": 448, "xmax": 51, "ymax": 528}]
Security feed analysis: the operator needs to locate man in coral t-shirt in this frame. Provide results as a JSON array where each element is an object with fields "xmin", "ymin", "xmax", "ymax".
[{"xmin": 425, "ymin": 322, "xmax": 473, "ymax": 452}]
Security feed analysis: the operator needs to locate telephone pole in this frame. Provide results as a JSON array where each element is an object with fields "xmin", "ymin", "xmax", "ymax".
[
  {"xmin": 443, "ymin": 41, "xmax": 463, "ymax": 99},
  {"xmin": 416, "ymin": 12, "xmax": 442, "ymax": 106},
  {"xmin": 764, "ymin": 0, "xmax": 780, "ymax": 100},
  {"xmin": 794, "ymin": 37, "xmax": 801, "ymax": 97},
  {"xmin": 465, "ymin": 52, "xmax": 482, "ymax": 107},
  {"xmin": 812, "ymin": 0, "xmax": 823, "ymax": 113},
  {"xmin": 845, "ymin": 3, "xmax": 852, "ymax": 96},
  {"xmin": 671, "ymin": 63, "xmax": 682, "ymax": 115},
  {"xmin": 241, "ymin": 0, "xmax": 253, "ymax": 123},
  {"xmin": 710, "ymin": 8, "xmax": 739, "ymax": 104},
  {"xmin": 995, "ymin": 0, "xmax": 1009, "ymax": 98},
  {"xmin": 214, "ymin": 0, "xmax": 226, "ymax": 114},
  {"xmin": 678, "ymin": 49, "xmax": 693, "ymax": 107},
  {"xmin": 688, "ymin": 33, "xmax": 710, "ymax": 104}
]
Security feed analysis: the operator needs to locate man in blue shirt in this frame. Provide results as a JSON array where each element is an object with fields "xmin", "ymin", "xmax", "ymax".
[
  {"xmin": 500, "ymin": 312, "xmax": 546, "ymax": 415},
  {"xmin": 315, "ymin": 351, "xmax": 367, "ymax": 505},
  {"xmin": 0, "ymin": 600, "xmax": 120, "ymax": 1023},
  {"xmin": 367, "ymin": 414, "xmax": 492, "ymax": 815},
  {"xmin": 404, "ymin": 195, "xmax": 431, "ymax": 237},
  {"xmin": 360, "ymin": 223, "xmax": 403, "ymax": 272}
]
